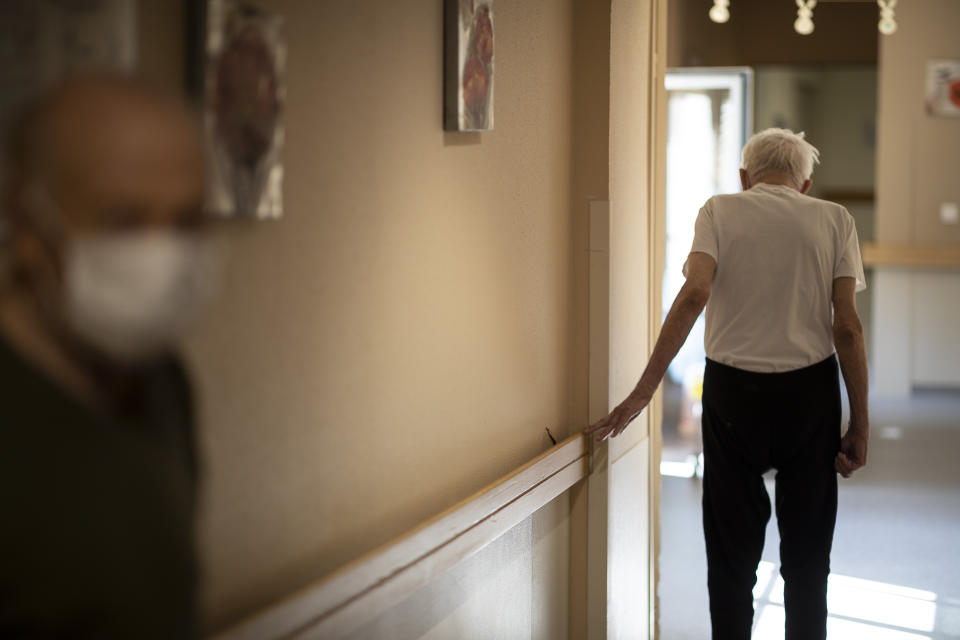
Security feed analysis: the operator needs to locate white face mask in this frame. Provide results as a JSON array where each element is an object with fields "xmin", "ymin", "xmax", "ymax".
[{"xmin": 62, "ymin": 232, "xmax": 220, "ymax": 365}]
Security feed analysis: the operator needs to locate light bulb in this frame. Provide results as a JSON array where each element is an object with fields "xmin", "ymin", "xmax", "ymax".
[
  {"xmin": 709, "ymin": 4, "xmax": 730, "ymax": 23},
  {"xmin": 709, "ymin": 0, "xmax": 730, "ymax": 24},
  {"xmin": 794, "ymin": 2, "xmax": 815, "ymax": 35},
  {"xmin": 878, "ymin": 0, "xmax": 897, "ymax": 35}
]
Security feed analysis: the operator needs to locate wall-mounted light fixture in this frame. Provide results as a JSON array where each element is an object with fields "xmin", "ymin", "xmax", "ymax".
[{"xmin": 707, "ymin": 0, "xmax": 899, "ymax": 36}]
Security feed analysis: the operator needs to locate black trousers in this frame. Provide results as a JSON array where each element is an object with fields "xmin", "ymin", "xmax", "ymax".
[{"xmin": 701, "ymin": 355, "xmax": 841, "ymax": 640}]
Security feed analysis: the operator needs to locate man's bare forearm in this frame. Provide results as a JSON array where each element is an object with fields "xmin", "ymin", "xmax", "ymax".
[
  {"xmin": 584, "ymin": 253, "xmax": 715, "ymax": 441},
  {"xmin": 834, "ymin": 319, "xmax": 869, "ymax": 432},
  {"xmin": 632, "ymin": 283, "xmax": 708, "ymax": 399}
]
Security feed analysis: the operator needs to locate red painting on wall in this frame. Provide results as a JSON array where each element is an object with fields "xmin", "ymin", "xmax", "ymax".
[
  {"xmin": 926, "ymin": 60, "xmax": 960, "ymax": 117},
  {"xmin": 445, "ymin": 0, "xmax": 495, "ymax": 132}
]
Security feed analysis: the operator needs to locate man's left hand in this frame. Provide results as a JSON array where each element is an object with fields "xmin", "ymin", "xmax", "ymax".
[
  {"xmin": 584, "ymin": 392, "xmax": 652, "ymax": 441},
  {"xmin": 835, "ymin": 426, "xmax": 868, "ymax": 478}
]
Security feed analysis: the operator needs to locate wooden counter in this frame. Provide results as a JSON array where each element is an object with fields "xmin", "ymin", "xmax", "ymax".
[{"xmin": 862, "ymin": 243, "xmax": 960, "ymax": 268}]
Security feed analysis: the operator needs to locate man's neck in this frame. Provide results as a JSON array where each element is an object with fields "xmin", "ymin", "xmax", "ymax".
[
  {"xmin": 0, "ymin": 287, "xmax": 107, "ymax": 410},
  {"xmin": 756, "ymin": 175, "xmax": 799, "ymax": 189}
]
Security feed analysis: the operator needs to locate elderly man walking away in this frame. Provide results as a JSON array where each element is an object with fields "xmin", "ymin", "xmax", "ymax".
[
  {"xmin": 586, "ymin": 128, "xmax": 869, "ymax": 640},
  {"xmin": 0, "ymin": 76, "xmax": 217, "ymax": 638}
]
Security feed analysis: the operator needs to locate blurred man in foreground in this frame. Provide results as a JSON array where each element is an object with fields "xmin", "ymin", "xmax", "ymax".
[
  {"xmin": 0, "ymin": 75, "xmax": 216, "ymax": 638},
  {"xmin": 587, "ymin": 129, "xmax": 869, "ymax": 639}
]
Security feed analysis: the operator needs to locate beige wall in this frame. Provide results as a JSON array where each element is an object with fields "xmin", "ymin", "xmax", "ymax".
[
  {"xmin": 875, "ymin": 0, "xmax": 960, "ymax": 247},
  {"xmin": 137, "ymin": 0, "xmax": 665, "ymax": 634},
  {"xmin": 605, "ymin": 0, "xmax": 660, "ymax": 637},
  {"xmin": 567, "ymin": 0, "xmax": 613, "ymax": 445},
  {"xmin": 136, "ymin": 0, "xmax": 622, "ymax": 633},
  {"xmin": 566, "ymin": 0, "xmax": 612, "ymax": 635},
  {"xmin": 177, "ymin": 0, "xmax": 584, "ymax": 629},
  {"xmin": 872, "ymin": 0, "xmax": 960, "ymax": 394}
]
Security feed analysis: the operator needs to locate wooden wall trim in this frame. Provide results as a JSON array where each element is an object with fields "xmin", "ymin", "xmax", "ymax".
[
  {"xmin": 862, "ymin": 243, "xmax": 960, "ymax": 268},
  {"xmin": 649, "ymin": 0, "xmax": 668, "ymax": 637},
  {"xmin": 212, "ymin": 433, "xmax": 589, "ymax": 640}
]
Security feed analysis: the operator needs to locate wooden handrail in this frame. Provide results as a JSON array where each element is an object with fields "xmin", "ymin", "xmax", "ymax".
[
  {"xmin": 212, "ymin": 432, "xmax": 589, "ymax": 640},
  {"xmin": 862, "ymin": 243, "xmax": 960, "ymax": 268}
]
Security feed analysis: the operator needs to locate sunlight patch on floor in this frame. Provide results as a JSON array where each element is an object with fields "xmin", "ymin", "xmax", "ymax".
[
  {"xmin": 660, "ymin": 453, "xmax": 704, "ymax": 478},
  {"xmin": 752, "ymin": 561, "xmax": 941, "ymax": 639},
  {"xmin": 660, "ymin": 460, "xmax": 696, "ymax": 478},
  {"xmin": 754, "ymin": 604, "xmax": 931, "ymax": 640}
]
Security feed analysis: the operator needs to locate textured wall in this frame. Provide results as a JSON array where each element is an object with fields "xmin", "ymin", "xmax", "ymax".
[
  {"xmin": 608, "ymin": 0, "xmax": 652, "ymax": 414},
  {"xmin": 164, "ymin": 0, "xmax": 579, "ymax": 630},
  {"xmin": 607, "ymin": 0, "xmax": 657, "ymax": 637},
  {"xmin": 872, "ymin": 0, "xmax": 960, "ymax": 393},
  {"xmin": 134, "ymin": 0, "xmax": 669, "ymax": 633},
  {"xmin": 565, "ymin": 1, "xmax": 613, "ymax": 635},
  {"xmin": 875, "ymin": 0, "xmax": 960, "ymax": 247}
]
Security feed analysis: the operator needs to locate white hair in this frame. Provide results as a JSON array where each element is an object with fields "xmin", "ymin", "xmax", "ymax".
[{"xmin": 741, "ymin": 128, "xmax": 820, "ymax": 188}]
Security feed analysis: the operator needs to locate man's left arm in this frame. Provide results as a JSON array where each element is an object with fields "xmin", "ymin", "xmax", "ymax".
[{"xmin": 585, "ymin": 251, "xmax": 716, "ymax": 441}]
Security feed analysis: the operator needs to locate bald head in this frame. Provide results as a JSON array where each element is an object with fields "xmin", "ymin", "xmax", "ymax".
[{"xmin": 5, "ymin": 74, "xmax": 205, "ymax": 235}]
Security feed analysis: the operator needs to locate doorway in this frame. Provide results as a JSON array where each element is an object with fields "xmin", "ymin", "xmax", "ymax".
[
  {"xmin": 657, "ymin": 64, "xmax": 960, "ymax": 639},
  {"xmin": 660, "ymin": 67, "xmax": 752, "ymax": 478}
]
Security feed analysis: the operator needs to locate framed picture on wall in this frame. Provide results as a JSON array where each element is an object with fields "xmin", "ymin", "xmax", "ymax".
[
  {"xmin": 198, "ymin": 0, "xmax": 286, "ymax": 219},
  {"xmin": 444, "ymin": 0, "xmax": 494, "ymax": 132},
  {"xmin": 925, "ymin": 60, "xmax": 960, "ymax": 117}
]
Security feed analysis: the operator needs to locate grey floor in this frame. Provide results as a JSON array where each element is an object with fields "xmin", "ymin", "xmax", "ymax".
[{"xmin": 658, "ymin": 390, "xmax": 960, "ymax": 639}]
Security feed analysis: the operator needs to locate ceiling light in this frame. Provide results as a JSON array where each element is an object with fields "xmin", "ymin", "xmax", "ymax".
[
  {"xmin": 794, "ymin": 0, "xmax": 816, "ymax": 35},
  {"xmin": 706, "ymin": 0, "xmax": 897, "ymax": 39},
  {"xmin": 878, "ymin": 0, "xmax": 897, "ymax": 35},
  {"xmin": 709, "ymin": 0, "xmax": 730, "ymax": 24}
]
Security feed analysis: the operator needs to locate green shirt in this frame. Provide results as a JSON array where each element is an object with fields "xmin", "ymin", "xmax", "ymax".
[{"xmin": 0, "ymin": 335, "xmax": 198, "ymax": 638}]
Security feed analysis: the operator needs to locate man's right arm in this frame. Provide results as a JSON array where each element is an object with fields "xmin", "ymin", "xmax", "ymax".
[{"xmin": 832, "ymin": 276, "xmax": 869, "ymax": 478}]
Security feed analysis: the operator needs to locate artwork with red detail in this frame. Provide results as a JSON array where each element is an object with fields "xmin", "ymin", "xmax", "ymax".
[
  {"xmin": 926, "ymin": 59, "xmax": 960, "ymax": 118},
  {"xmin": 950, "ymin": 80, "xmax": 960, "ymax": 110},
  {"xmin": 445, "ymin": 0, "xmax": 494, "ymax": 132},
  {"xmin": 204, "ymin": 0, "xmax": 285, "ymax": 218}
]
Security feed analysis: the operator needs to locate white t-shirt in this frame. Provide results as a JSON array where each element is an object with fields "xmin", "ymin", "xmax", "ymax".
[{"xmin": 683, "ymin": 183, "xmax": 866, "ymax": 373}]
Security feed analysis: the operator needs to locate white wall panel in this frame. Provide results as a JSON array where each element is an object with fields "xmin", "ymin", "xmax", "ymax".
[
  {"xmin": 871, "ymin": 268, "xmax": 912, "ymax": 397},
  {"xmin": 343, "ymin": 489, "xmax": 571, "ymax": 640},
  {"xmin": 608, "ymin": 439, "xmax": 651, "ymax": 640},
  {"xmin": 911, "ymin": 272, "xmax": 960, "ymax": 387}
]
